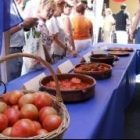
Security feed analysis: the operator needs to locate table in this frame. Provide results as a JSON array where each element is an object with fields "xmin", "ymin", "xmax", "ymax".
[{"xmin": 0, "ymin": 43, "xmax": 139, "ymax": 139}]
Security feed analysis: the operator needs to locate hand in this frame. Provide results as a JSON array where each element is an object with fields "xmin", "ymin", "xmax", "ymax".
[
  {"xmin": 129, "ymin": 33, "xmax": 134, "ymax": 41},
  {"xmin": 70, "ymin": 50, "xmax": 78, "ymax": 57},
  {"xmin": 23, "ymin": 18, "xmax": 38, "ymax": 29}
]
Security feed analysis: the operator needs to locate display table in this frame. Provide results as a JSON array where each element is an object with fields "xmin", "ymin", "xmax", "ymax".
[{"xmin": 0, "ymin": 43, "xmax": 139, "ymax": 139}]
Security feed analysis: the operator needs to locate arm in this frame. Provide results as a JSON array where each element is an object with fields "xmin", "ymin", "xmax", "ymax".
[
  {"xmin": 130, "ymin": 9, "xmax": 140, "ymax": 40},
  {"xmin": 9, "ymin": 25, "xmax": 21, "ymax": 35},
  {"xmin": 131, "ymin": 9, "xmax": 140, "ymax": 34},
  {"xmin": 53, "ymin": 33, "xmax": 77, "ymax": 57},
  {"xmin": 63, "ymin": 17, "xmax": 75, "ymax": 50},
  {"xmin": 9, "ymin": 18, "xmax": 38, "ymax": 35},
  {"xmin": 90, "ymin": 22, "xmax": 93, "ymax": 38},
  {"xmin": 43, "ymin": 45, "xmax": 53, "ymax": 63}
]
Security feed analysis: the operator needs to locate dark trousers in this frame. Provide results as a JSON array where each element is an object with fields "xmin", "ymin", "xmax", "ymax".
[
  {"xmin": 7, "ymin": 47, "xmax": 23, "ymax": 82},
  {"xmin": 135, "ymin": 28, "xmax": 140, "ymax": 44}
]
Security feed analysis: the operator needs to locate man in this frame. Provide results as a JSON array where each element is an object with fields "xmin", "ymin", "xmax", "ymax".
[
  {"xmin": 114, "ymin": 3, "xmax": 130, "ymax": 44},
  {"xmin": 8, "ymin": 0, "xmax": 37, "ymax": 81}
]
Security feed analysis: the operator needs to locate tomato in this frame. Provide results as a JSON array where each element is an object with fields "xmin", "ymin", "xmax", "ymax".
[
  {"xmin": 48, "ymin": 81, "xmax": 55, "ymax": 88},
  {"xmin": 34, "ymin": 92, "xmax": 54, "ymax": 110},
  {"xmin": 20, "ymin": 104, "xmax": 39, "ymax": 120},
  {"xmin": 9, "ymin": 90, "xmax": 24, "ymax": 105},
  {"xmin": 2, "ymin": 93, "xmax": 11, "ymax": 104},
  {"xmin": 4, "ymin": 107, "xmax": 20, "ymax": 126},
  {"xmin": 11, "ymin": 119, "xmax": 37, "ymax": 138},
  {"xmin": 18, "ymin": 93, "xmax": 35, "ymax": 108},
  {"xmin": 61, "ymin": 80, "xmax": 71, "ymax": 89},
  {"xmin": 12, "ymin": 105, "xmax": 19, "ymax": 111},
  {"xmin": 43, "ymin": 115, "xmax": 62, "ymax": 132},
  {"xmin": 33, "ymin": 121, "xmax": 42, "ymax": 131},
  {"xmin": 2, "ymin": 127, "xmax": 12, "ymax": 137},
  {"xmin": 0, "ymin": 102, "xmax": 8, "ymax": 113},
  {"xmin": 39, "ymin": 107, "xmax": 57, "ymax": 122},
  {"xmin": 71, "ymin": 78, "xmax": 81, "ymax": 84},
  {"xmin": 37, "ymin": 129, "xmax": 48, "ymax": 135},
  {"xmin": 0, "ymin": 114, "xmax": 8, "ymax": 132}
]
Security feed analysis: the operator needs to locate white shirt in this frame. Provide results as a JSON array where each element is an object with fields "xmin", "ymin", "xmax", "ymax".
[
  {"xmin": 23, "ymin": 0, "xmax": 40, "ymax": 18},
  {"xmin": 10, "ymin": 1, "xmax": 25, "ymax": 48},
  {"xmin": 85, "ymin": 9, "xmax": 94, "ymax": 24},
  {"xmin": 46, "ymin": 17, "xmax": 65, "ymax": 55}
]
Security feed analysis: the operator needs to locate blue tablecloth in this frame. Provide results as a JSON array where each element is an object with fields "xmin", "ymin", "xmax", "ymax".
[{"xmin": 0, "ymin": 43, "xmax": 140, "ymax": 139}]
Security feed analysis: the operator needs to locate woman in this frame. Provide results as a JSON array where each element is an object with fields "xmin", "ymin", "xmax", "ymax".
[
  {"xmin": 59, "ymin": 3, "xmax": 75, "ymax": 51},
  {"xmin": 46, "ymin": 2, "xmax": 77, "ymax": 63},
  {"xmin": 22, "ymin": 0, "xmax": 56, "ymax": 74},
  {"xmin": 130, "ymin": 0, "xmax": 140, "ymax": 44},
  {"xmin": 71, "ymin": 3, "xmax": 93, "ymax": 52},
  {"xmin": 102, "ymin": 8, "xmax": 115, "ymax": 43}
]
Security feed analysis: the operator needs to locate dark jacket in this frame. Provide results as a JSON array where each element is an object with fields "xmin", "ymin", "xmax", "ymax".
[{"xmin": 115, "ymin": 11, "xmax": 129, "ymax": 31}]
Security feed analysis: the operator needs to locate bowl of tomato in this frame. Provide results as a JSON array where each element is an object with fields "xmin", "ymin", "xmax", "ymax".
[
  {"xmin": 39, "ymin": 73, "xmax": 96, "ymax": 103},
  {"xmin": 74, "ymin": 62, "xmax": 112, "ymax": 80}
]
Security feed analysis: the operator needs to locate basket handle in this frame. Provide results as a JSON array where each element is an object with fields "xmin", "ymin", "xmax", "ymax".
[
  {"xmin": 0, "ymin": 80, "xmax": 6, "ymax": 94},
  {"xmin": 0, "ymin": 53, "xmax": 63, "ymax": 102}
]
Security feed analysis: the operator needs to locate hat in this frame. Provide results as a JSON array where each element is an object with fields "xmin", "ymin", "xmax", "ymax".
[{"xmin": 121, "ymin": 3, "xmax": 127, "ymax": 9}]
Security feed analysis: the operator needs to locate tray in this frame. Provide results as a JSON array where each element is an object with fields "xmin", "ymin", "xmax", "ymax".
[
  {"xmin": 108, "ymin": 51, "xmax": 130, "ymax": 56},
  {"xmin": 107, "ymin": 47, "xmax": 133, "ymax": 52}
]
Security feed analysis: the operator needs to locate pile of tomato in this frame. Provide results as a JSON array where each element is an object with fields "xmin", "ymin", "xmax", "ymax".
[
  {"xmin": 75, "ymin": 63, "xmax": 110, "ymax": 72},
  {"xmin": 0, "ymin": 90, "xmax": 62, "ymax": 138},
  {"xmin": 46, "ymin": 77, "xmax": 90, "ymax": 90}
]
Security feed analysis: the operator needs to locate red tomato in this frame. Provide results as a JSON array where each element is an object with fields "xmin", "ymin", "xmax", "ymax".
[
  {"xmin": 4, "ymin": 107, "xmax": 20, "ymax": 126},
  {"xmin": 2, "ymin": 93, "xmax": 11, "ymax": 104},
  {"xmin": 12, "ymin": 105, "xmax": 19, "ymax": 111},
  {"xmin": 20, "ymin": 104, "xmax": 39, "ymax": 120},
  {"xmin": 11, "ymin": 119, "xmax": 37, "ymax": 138},
  {"xmin": 0, "ymin": 114, "xmax": 8, "ymax": 132},
  {"xmin": 61, "ymin": 80, "xmax": 71, "ymax": 89},
  {"xmin": 2, "ymin": 127, "xmax": 12, "ymax": 137},
  {"xmin": 18, "ymin": 94, "xmax": 35, "ymax": 108},
  {"xmin": 0, "ymin": 102, "xmax": 8, "ymax": 113},
  {"xmin": 39, "ymin": 107, "xmax": 57, "ymax": 122},
  {"xmin": 37, "ymin": 129, "xmax": 48, "ymax": 135},
  {"xmin": 43, "ymin": 115, "xmax": 62, "ymax": 132},
  {"xmin": 9, "ymin": 90, "xmax": 24, "ymax": 105},
  {"xmin": 34, "ymin": 92, "xmax": 54, "ymax": 110},
  {"xmin": 33, "ymin": 121, "xmax": 42, "ymax": 131},
  {"xmin": 71, "ymin": 78, "xmax": 81, "ymax": 84}
]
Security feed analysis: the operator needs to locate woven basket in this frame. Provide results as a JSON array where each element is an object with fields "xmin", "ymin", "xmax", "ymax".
[{"xmin": 0, "ymin": 53, "xmax": 70, "ymax": 139}]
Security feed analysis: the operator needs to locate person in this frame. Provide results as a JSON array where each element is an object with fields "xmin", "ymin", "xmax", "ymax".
[
  {"xmin": 36, "ymin": 0, "xmax": 56, "ymax": 63},
  {"xmin": 102, "ymin": 8, "xmax": 115, "ymax": 43},
  {"xmin": 71, "ymin": 3, "xmax": 93, "ymax": 52},
  {"xmin": 59, "ymin": 3, "xmax": 75, "ymax": 51},
  {"xmin": 21, "ymin": 0, "xmax": 56, "ymax": 75},
  {"xmin": 8, "ymin": 15, "xmax": 37, "ymax": 81},
  {"xmin": 130, "ymin": 0, "xmax": 140, "ymax": 44},
  {"xmin": 67, "ymin": 0, "xmax": 79, "ymax": 18},
  {"xmin": 46, "ymin": 2, "xmax": 77, "ymax": 63},
  {"xmin": 114, "ymin": 3, "xmax": 130, "ymax": 44},
  {"xmin": 23, "ymin": 0, "xmax": 41, "ymax": 18}
]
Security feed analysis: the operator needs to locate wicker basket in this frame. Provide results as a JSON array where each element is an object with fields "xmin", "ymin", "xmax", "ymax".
[{"xmin": 0, "ymin": 53, "xmax": 70, "ymax": 139}]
